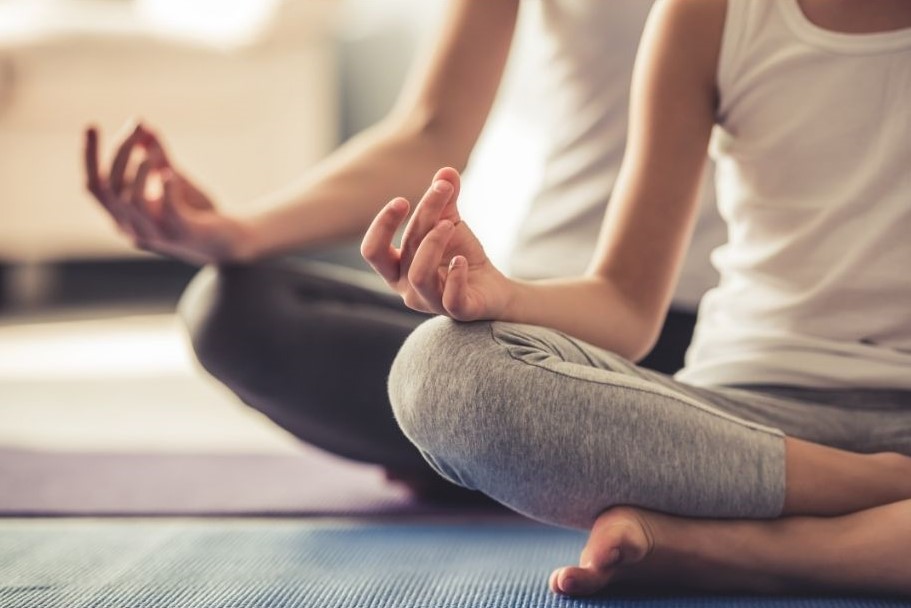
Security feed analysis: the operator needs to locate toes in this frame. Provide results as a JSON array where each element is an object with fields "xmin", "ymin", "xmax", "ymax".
[
  {"xmin": 548, "ymin": 569, "xmax": 559, "ymax": 593},
  {"xmin": 553, "ymin": 565, "xmax": 617, "ymax": 596},
  {"xmin": 550, "ymin": 508, "xmax": 656, "ymax": 597}
]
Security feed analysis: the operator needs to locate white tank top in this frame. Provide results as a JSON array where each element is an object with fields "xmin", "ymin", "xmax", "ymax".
[
  {"xmin": 677, "ymin": 0, "xmax": 911, "ymax": 388},
  {"xmin": 507, "ymin": 0, "xmax": 725, "ymax": 311}
]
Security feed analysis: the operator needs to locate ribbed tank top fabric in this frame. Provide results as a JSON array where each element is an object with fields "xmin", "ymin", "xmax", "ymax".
[{"xmin": 677, "ymin": 0, "xmax": 911, "ymax": 389}]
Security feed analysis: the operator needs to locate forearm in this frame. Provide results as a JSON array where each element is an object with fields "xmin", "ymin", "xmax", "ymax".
[
  {"xmin": 502, "ymin": 276, "xmax": 660, "ymax": 362},
  {"xmin": 492, "ymin": 0, "xmax": 724, "ymax": 360},
  {"xmin": 236, "ymin": 116, "xmax": 465, "ymax": 261}
]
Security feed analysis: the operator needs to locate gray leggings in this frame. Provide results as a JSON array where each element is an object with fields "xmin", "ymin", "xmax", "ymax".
[
  {"xmin": 177, "ymin": 259, "xmax": 698, "ymax": 483},
  {"xmin": 389, "ymin": 317, "xmax": 911, "ymax": 529}
]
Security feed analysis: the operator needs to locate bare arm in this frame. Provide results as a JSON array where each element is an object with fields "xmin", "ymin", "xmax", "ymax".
[
  {"xmin": 505, "ymin": 0, "xmax": 725, "ymax": 358},
  {"xmin": 362, "ymin": 0, "xmax": 725, "ymax": 361},
  {"xmin": 243, "ymin": 0, "xmax": 520, "ymax": 259},
  {"xmin": 85, "ymin": 0, "xmax": 519, "ymax": 263}
]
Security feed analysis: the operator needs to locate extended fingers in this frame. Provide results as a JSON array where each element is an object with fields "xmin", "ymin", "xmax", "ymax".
[
  {"xmin": 407, "ymin": 220, "xmax": 456, "ymax": 311},
  {"xmin": 109, "ymin": 123, "xmax": 144, "ymax": 196},
  {"xmin": 361, "ymin": 197, "xmax": 410, "ymax": 284},
  {"xmin": 159, "ymin": 172, "xmax": 187, "ymax": 238},
  {"xmin": 84, "ymin": 127, "xmax": 104, "ymax": 198},
  {"xmin": 130, "ymin": 161, "xmax": 151, "ymax": 211},
  {"xmin": 433, "ymin": 166, "xmax": 462, "ymax": 219},
  {"xmin": 84, "ymin": 126, "xmax": 131, "ymax": 226},
  {"xmin": 127, "ymin": 161, "xmax": 160, "ymax": 241},
  {"xmin": 399, "ymin": 169, "xmax": 458, "ymax": 266}
]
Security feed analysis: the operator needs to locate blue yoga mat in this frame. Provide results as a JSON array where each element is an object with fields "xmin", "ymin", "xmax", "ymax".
[{"xmin": 1, "ymin": 519, "xmax": 908, "ymax": 608}]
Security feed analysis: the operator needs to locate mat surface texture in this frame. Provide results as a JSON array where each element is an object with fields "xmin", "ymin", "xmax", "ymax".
[{"xmin": 1, "ymin": 520, "xmax": 908, "ymax": 608}]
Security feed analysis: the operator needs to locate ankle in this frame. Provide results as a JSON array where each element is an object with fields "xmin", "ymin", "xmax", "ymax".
[
  {"xmin": 784, "ymin": 440, "xmax": 911, "ymax": 516},
  {"xmin": 635, "ymin": 514, "xmax": 789, "ymax": 593},
  {"xmin": 869, "ymin": 451, "xmax": 911, "ymax": 471},
  {"xmin": 869, "ymin": 451, "xmax": 911, "ymax": 491}
]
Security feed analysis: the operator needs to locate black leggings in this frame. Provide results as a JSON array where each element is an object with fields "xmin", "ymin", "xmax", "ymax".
[{"xmin": 178, "ymin": 258, "xmax": 697, "ymax": 478}]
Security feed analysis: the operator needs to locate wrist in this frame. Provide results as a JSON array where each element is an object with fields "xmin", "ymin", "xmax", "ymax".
[
  {"xmin": 225, "ymin": 215, "xmax": 264, "ymax": 263},
  {"xmin": 499, "ymin": 276, "xmax": 529, "ymax": 323}
]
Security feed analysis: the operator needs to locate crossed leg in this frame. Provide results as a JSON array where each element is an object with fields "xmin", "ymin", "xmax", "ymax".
[
  {"xmin": 552, "ymin": 448, "xmax": 911, "ymax": 596},
  {"xmin": 552, "ymin": 498, "xmax": 911, "ymax": 596},
  {"xmin": 177, "ymin": 259, "xmax": 696, "ymax": 502},
  {"xmin": 388, "ymin": 317, "xmax": 911, "ymax": 597}
]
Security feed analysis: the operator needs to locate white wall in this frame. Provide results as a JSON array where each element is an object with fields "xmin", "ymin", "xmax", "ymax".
[
  {"xmin": 0, "ymin": 0, "xmax": 338, "ymax": 263},
  {"xmin": 0, "ymin": 0, "xmax": 543, "ymax": 270}
]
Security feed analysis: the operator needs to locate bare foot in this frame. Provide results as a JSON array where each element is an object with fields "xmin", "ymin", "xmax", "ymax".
[
  {"xmin": 550, "ymin": 506, "xmax": 792, "ymax": 596},
  {"xmin": 551, "ymin": 499, "xmax": 911, "ymax": 598},
  {"xmin": 549, "ymin": 507, "xmax": 656, "ymax": 596}
]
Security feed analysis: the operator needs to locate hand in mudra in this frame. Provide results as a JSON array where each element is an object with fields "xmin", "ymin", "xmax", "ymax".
[
  {"xmin": 84, "ymin": 122, "xmax": 249, "ymax": 265},
  {"xmin": 360, "ymin": 167, "xmax": 513, "ymax": 321}
]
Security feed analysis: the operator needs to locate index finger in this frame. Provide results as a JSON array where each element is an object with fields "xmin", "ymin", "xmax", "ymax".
[
  {"xmin": 398, "ymin": 167, "xmax": 461, "ymax": 267},
  {"xmin": 109, "ymin": 123, "xmax": 143, "ymax": 195},
  {"xmin": 360, "ymin": 197, "xmax": 410, "ymax": 284}
]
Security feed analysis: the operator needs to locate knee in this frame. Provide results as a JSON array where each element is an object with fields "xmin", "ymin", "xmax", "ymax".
[
  {"xmin": 177, "ymin": 264, "xmax": 268, "ymax": 380},
  {"xmin": 390, "ymin": 319, "xmax": 649, "ymax": 528},
  {"xmin": 388, "ymin": 317, "xmax": 479, "ymax": 447},
  {"xmin": 389, "ymin": 318, "xmax": 613, "ymax": 527},
  {"xmin": 388, "ymin": 317, "xmax": 508, "ymax": 488}
]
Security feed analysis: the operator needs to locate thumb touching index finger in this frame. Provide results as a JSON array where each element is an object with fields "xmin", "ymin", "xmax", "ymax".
[{"xmin": 137, "ymin": 124, "xmax": 172, "ymax": 169}]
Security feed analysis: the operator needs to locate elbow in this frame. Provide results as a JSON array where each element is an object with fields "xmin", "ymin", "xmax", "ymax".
[
  {"xmin": 384, "ymin": 104, "xmax": 474, "ymax": 172},
  {"xmin": 581, "ymin": 309, "xmax": 661, "ymax": 364},
  {"xmin": 585, "ymin": 260, "xmax": 684, "ymax": 362},
  {"xmin": 586, "ymin": 274, "xmax": 666, "ymax": 362},
  {"xmin": 607, "ymin": 295, "xmax": 667, "ymax": 364},
  {"xmin": 605, "ymin": 312, "xmax": 660, "ymax": 364},
  {"xmin": 627, "ymin": 324, "xmax": 662, "ymax": 364},
  {"xmin": 625, "ymin": 305, "xmax": 674, "ymax": 364}
]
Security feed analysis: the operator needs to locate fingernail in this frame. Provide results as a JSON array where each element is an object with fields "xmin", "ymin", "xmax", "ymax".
[
  {"xmin": 432, "ymin": 180, "xmax": 452, "ymax": 193},
  {"xmin": 448, "ymin": 256, "xmax": 460, "ymax": 271},
  {"xmin": 561, "ymin": 576, "xmax": 576, "ymax": 593},
  {"xmin": 389, "ymin": 198, "xmax": 406, "ymax": 212},
  {"xmin": 439, "ymin": 220, "xmax": 454, "ymax": 232},
  {"xmin": 608, "ymin": 548, "xmax": 621, "ymax": 564}
]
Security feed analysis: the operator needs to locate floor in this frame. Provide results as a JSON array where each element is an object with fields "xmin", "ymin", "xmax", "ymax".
[
  {"xmin": 0, "ymin": 258, "xmax": 308, "ymax": 457},
  {"xmin": 0, "ymin": 260, "xmax": 456, "ymax": 517},
  {"xmin": 0, "ymin": 309, "xmax": 301, "ymax": 456}
]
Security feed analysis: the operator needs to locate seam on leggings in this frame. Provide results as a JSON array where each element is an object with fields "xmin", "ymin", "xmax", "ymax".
[{"xmin": 488, "ymin": 323, "xmax": 785, "ymax": 438}]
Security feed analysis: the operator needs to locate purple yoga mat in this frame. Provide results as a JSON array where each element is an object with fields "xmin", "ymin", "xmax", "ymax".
[{"xmin": 0, "ymin": 445, "xmax": 503, "ymax": 517}]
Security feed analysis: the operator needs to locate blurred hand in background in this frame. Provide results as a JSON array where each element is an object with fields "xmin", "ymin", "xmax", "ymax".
[{"xmin": 84, "ymin": 123, "xmax": 253, "ymax": 266}]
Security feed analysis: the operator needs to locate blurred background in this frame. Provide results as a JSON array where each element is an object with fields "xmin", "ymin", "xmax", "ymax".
[{"xmin": 0, "ymin": 0, "xmax": 544, "ymax": 501}]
